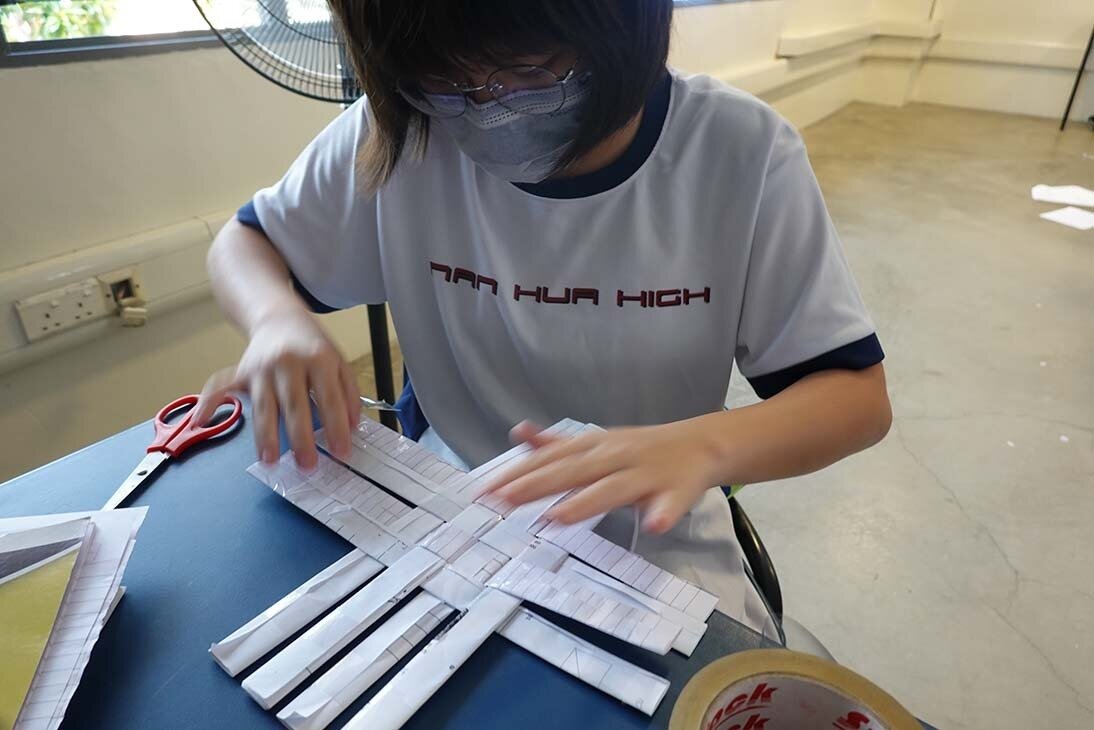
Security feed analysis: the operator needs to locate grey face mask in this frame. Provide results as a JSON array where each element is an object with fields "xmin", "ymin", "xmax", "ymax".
[{"xmin": 432, "ymin": 74, "xmax": 592, "ymax": 183}]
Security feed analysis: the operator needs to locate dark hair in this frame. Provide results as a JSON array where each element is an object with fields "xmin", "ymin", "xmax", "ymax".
[{"xmin": 328, "ymin": 0, "xmax": 673, "ymax": 193}]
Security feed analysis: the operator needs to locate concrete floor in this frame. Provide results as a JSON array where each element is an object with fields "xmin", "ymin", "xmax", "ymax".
[
  {"xmin": 729, "ymin": 103, "xmax": 1093, "ymax": 729},
  {"xmin": 351, "ymin": 103, "xmax": 1094, "ymax": 729}
]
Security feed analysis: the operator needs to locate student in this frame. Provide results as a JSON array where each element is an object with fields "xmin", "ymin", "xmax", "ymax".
[{"xmin": 195, "ymin": 0, "xmax": 891, "ymax": 628}]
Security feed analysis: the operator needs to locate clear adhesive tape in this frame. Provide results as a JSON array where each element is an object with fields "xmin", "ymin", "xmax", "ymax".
[{"xmin": 670, "ymin": 650, "xmax": 921, "ymax": 730}]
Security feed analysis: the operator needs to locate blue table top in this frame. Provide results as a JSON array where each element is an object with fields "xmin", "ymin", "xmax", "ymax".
[{"xmin": 0, "ymin": 410, "xmax": 784, "ymax": 729}]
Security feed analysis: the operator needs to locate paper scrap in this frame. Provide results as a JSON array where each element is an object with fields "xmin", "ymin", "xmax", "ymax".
[
  {"xmin": 1040, "ymin": 206, "xmax": 1094, "ymax": 231},
  {"xmin": 1031, "ymin": 184, "xmax": 1094, "ymax": 208}
]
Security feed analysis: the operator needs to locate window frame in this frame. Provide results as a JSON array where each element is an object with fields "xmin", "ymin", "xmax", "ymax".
[
  {"xmin": 0, "ymin": 16, "xmax": 219, "ymax": 68},
  {"xmin": 0, "ymin": 0, "xmax": 749, "ymax": 68}
]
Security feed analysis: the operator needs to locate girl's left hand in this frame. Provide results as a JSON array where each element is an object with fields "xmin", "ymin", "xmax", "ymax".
[{"xmin": 479, "ymin": 420, "xmax": 724, "ymax": 535}]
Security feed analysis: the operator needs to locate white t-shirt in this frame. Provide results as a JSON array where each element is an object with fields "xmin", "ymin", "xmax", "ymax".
[{"xmin": 245, "ymin": 71, "xmax": 882, "ymax": 634}]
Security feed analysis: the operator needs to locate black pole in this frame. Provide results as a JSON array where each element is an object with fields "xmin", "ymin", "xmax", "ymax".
[
  {"xmin": 1060, "ymin": 24, "xmax": 1094, "ymax": 131},
  {"xmin": 367, "ymin": 304, "xmax": 399, "ymax": 431}
]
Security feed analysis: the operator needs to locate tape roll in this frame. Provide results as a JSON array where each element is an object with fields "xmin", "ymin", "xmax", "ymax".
[{"xmin": 670, "ymin": 650, "xmax": 920, "ymax": 730}]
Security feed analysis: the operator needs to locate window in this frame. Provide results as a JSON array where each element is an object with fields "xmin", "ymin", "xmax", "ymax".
[
  {"xmin": 0, "ymin": 0, "xmax": 242, "ymax": 65},
  {"xmin": 0, "ymin": 0, "xmax": 744, "ymax": 66}
]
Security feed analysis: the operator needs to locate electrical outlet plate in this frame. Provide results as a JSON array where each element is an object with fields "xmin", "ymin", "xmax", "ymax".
[{"xmin": 15, "ymin": 277, "xmax": 114, "ymax": 343}]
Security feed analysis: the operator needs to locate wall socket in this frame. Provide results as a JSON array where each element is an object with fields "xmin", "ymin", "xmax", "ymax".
[{"xmin": 15, "ymin": 277, "xmax": 115, "ymax": 342}]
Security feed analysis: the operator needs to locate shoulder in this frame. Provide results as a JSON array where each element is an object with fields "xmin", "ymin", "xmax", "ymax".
[
  {"xmin": 324, "ymin": 95, "xmax": 371, "ymax": 145},
  {"xmin": 659, "ymin": 71, "xmax": 802, "ymax": 169}
]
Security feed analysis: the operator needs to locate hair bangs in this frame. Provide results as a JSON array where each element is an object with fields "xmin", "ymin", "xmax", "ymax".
[
  {"xmin": 329, "ymin": 0, "xmax": 674, "ymax": 194},
  {"xmin": 370, "ymin": 3, "xmax": 572, "ymax": 82}
]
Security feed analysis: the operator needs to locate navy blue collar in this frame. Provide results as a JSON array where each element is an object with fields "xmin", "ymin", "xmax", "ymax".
[{"xmin": 514, "ymin": 72, "xmax": 672, "ymax": 199}]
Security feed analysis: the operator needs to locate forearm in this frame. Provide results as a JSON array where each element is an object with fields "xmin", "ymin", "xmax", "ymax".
[
  {"xmin": 207, "ymin": 217, "xmax": 311, "ymax": 336},
  {"xmin": 686, "ymin": 364, "xmax": 892, "ymax": 487}
]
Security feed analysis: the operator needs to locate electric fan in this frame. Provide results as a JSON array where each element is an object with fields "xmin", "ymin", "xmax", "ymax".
[{"xmin": 192, "ymin": 0, "xmax": 397, "ymax": 428}]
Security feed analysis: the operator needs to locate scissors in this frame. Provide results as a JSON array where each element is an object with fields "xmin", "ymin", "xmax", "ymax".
[{"xmin": 103, "ymin": 394, "xmax": 243, "ymax": 510}]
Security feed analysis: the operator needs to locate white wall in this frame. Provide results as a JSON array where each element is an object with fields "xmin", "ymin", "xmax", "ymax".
[
  {"xmin": 0, "ymin": 49, "xmax": 338, "ymax": 270},
  {"xmin": 940, "ymin": 0, "xmax": 1090, "ymax": 44},
  {"xmin": 908, "ymin": 0, "xmax": 1094, "ymax": 119},
  {"xmin": 671, "ymin": 0, "xmax": 876, "ymax": 129},
  {"xmin": 0, "ymin": 46, "xmax": 369, "ymax": 480}
]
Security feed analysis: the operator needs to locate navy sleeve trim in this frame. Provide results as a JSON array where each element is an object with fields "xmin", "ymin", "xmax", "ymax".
[
  {"xmin": 290, "ymin": 275, "xmax": 341, "ymax": 314},
  {"xmin": 235, "ymin": 199, "xmax": 342, "ymax": 314},
  {"xmin": 747, "ymin": 334, "xmax": 885, "ymax": 399},
  {"xmin": 236, "ymin": 199, "xmax": 262, "ymax": 230}
]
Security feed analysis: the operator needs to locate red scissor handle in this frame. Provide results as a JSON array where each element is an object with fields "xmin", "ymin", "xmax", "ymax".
[{"xmin": 148, "ymin": 394, "xmax": 243, "ymax": 457}]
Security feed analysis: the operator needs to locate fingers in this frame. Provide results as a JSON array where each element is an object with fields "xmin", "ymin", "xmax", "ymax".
[
  {"xmin": 493, "ymin": 451, "xmax": 617, "ymax": 507},
  {"xmin": 509, "ymin": 420, "xmax": 556, "ymax": 448},
  {"xmin": 338, "ymin": 362, "xmax": 361, "ymax": 430},
  {"xmin": 252, "ymin": 375, "xmax": 280, "ymax": 463},
  {"xmin": 543, "ymin": 469, "xmax": 647, "ymax": 525},
  {"xmin": 192, "ymin": 366, "xmax": 239, "ymax": 426},
  {"xmin": 312, "ymin": 361, "xmax": 350, "ymax": 461},
  {"xmin": 275, "ymin": 362, "xmax": 318, "ymax": 470},
  {"xmin": 480, "ymin": 432, "xmax": 603, "ymax": 495},
  {"xmin": 640, "ymin": 488, "xmax": 697, "ymax": 535}
]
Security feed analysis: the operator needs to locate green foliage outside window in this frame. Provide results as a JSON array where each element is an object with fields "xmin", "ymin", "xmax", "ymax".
[{"xmin": 1, "ymin": 1, "xmax": 119, "ymax": 43}]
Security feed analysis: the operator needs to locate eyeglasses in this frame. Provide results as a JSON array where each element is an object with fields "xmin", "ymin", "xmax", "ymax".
[{"xmin": 397, "ymin": 63, "xmax": 587, "ymax": 119}]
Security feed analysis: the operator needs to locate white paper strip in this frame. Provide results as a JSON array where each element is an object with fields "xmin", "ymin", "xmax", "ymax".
[
  {"xmin": 242, "ymin": 548, "xmax": 442, "ymax": 709},
  {"xmin": 498, "ymin": 608, "xmax": 670, "ymax": 715},
  {"xmin": 448, "ymin": 541, "xmax": 509, "ymax": 585},
  {"xmin": 513, "ymin": 540, "xmax": 568, "ymax": 571},
  {"xmin": 562, "ymin": 559, "xmax": 707, "ymax": 656},
  {"xmin": 318, "ymin": 422, "xmax": 459, "ymax": 505},
  {"xmin": 417, "ymin": 522, "xmax": 477, "ymax": 562},
  {"xmin": 342, "ymin": 589, "xmax": 521, "ymax": 730},
  {"xmin": 448, "ymin": 420, "xmax": 586, "ymax": 500},
  {"xmin": 277, "ymin": 593, "xmax": 454, "ymax": 730},
  {"xmin": 503, "ymin": 490, "xmax": 573, "ymax": 533},
  {"xmin": 447, "ymin": 504, "xmax": 501, "ymax": 537},
  {"xmin": 417, "ymin": 494, "xmax": 463, "ymax": 521},
  {"xmin": 478, "ymin": 521, "xmax": 536, "ymax": 558},
  {"xmin": 210, "ymin": 551, "xmax": 383, "ymax": 676},
  {"xmin": 385, "ymin": 509, "xmax": 444, "ymax": 544},
  {"xmin": 247, "ymin": 455, "xmax": 408, "ymax": 559},
  {"xmin": 352, "ymin": 419, "xmax": 468, "ymax": 488},
  {"xmin": 421, "ymin": 568, "xmax": 485, "ymax": 610},
  {"xmin": 486, "ymin": 561, "xmax": 680, "ymax": 655},
  {"xmin": 539, "ymin": 525, "xmax": 718, "ymax": 623}
]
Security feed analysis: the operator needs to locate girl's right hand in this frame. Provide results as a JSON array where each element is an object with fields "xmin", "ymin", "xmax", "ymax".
[{"xmin": 192, "ymin": 308, "xmax": 359, "ymax": 469}]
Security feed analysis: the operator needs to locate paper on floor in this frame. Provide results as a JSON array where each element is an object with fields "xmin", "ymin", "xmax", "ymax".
[
  {"xmin": 1031, "ymin": 184, "xmax": 1094, "ymax": 208},
  {"xmin": 1040, "ymin": 206, "xmax": 1094, "ymax": 231}
]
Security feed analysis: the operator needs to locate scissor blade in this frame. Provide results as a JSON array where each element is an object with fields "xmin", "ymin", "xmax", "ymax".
[
  {"xmin": 103, "ymin": 451, "xmax": 170, "ymax": 510},
  {"xmin": 359, "ymin": 395, "xmax": 400, "ymax": 412}
]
